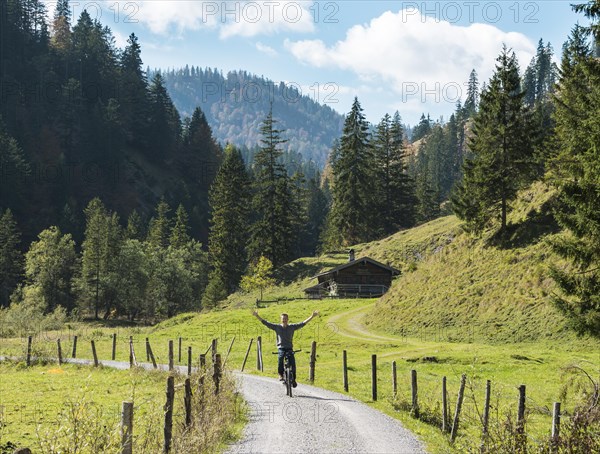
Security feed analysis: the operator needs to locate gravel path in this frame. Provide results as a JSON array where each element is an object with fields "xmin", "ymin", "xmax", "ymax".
[{"xmin": 224, "ymin": 373, "xmax": 426, "ymax": 454}]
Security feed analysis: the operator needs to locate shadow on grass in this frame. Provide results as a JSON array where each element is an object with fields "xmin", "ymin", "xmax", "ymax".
[{"xmin": 489, "ymin": 202, "xmax": 560, "ymax": 249}]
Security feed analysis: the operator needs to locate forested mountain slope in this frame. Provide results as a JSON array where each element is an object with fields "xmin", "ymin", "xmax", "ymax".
[{"xmin": 161, "ymin": 67, "xmax": 344, "ymax": 167}]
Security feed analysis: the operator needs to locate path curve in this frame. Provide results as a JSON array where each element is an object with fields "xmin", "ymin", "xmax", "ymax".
[
  {"xmin": 327, "ymin": 303, "xmax": 401, "ymax": 343},
  {"xmin": 225, "ymin": 373, "xmax": 426, "ymax": 454}
]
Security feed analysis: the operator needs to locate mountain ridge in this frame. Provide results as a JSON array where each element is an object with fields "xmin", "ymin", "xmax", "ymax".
[{"xmin": 159, "ymin": 67, "xmax": 344, "ymax": 167}]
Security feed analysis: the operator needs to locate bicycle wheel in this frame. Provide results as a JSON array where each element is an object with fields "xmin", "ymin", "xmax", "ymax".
[{"xmin": 286, "ymin": 365, "xmax": 293, "ymax": 397}]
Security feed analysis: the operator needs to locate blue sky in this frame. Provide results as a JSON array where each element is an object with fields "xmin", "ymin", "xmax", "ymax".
[{"xmin": 49, "ymin": 1, "xmax": 587, "ymax": 126}]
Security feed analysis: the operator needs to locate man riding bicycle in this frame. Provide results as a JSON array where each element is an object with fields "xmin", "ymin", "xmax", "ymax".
[{"xmin": 252, "ymin": 309, "xmax": 319, "ymax": 387}]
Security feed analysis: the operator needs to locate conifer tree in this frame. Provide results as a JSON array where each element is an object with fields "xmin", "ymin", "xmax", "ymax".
[
  {"xmin": 119, "ymin": 33, "xmax": 149, "ymax": 145},
  {"xmin": 126, "ymin": 209, "xmax": 144, "ymax": 240},
  {"xmin": 147, "ymin": 199, "xmax": 171, "ymax": 249},
  {"xmin": 80, "ymin": 198, "xmax": 108, "ymax": 319},
  {"xmin": 373, "ymin": 112, "xmax": 416, "ymax": 234},
  {"xmin": 412, "ymin": 114, "xmax": 432, "ymax": 142},
  {"xmin": 452, "ymin": 46, "xmax": 535, "ymax": 233},
  {"xmin": 326, "ymin": 97, "xmax": 373, "ymax": 246},
  {"xmin": 248, "ymin": 109, "xmax": 296, "ymax": 266},
  {"xmin": 148, "ymin": 72, "xmax": 181, "ymax": 160},
  {"xmin": 51, "ymin": 0, "xmax": 71, "ymax": 55},
  {"xmin": 0, "ymin": 118, "xmax": 30, "ymax": 209},
  {"xmin": 170, "ymin": 204, "xmax": 191, "ymax": 249},
  {"xmin": 181, "ymin": 107, "xmax": 222, "ymax": 191},
  {"xmin": 464, "ymin": 69, "xmax": 479, "ymax": 116},
  {"xmin": 304, "ymin": 177, "xmax": 329, "ymax": 255},
  {"xmin": 0, "ymin": 209, "xmax": 23, "ymax": 307},
  {"xmin": 208, "ymin": 144, "xmax": 251, "ymax": 292},
  {"xmin": 550, "ymin": 6, "xmax": 600, "ymax": 336}
]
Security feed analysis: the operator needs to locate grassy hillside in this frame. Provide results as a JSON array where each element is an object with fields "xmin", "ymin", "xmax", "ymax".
[{"xmin": 365, "ymin": 182, "xmax": 575, "ymax": 343}]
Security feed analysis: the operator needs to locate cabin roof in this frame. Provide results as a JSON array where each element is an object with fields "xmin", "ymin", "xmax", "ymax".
[{"xmin": 311, "ymin": 256, "xmax": 400, "ymax": 279}]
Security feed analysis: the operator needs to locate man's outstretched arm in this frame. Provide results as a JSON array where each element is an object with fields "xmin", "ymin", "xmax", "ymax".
[
  {"xmin": 252, "ymin": 309, "xmax": 276, "ymax": 329},
  {"xmin": 302, "ymin": 310, "xmax": 319, "ymax": 325}
]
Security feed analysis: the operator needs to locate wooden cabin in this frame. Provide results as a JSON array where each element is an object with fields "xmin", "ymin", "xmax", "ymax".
[{"xmin": 304, "ymin": 252, "xmax": 400, "ymax": 298}]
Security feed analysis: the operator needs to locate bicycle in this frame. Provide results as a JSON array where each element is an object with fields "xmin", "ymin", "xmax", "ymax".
[{"xmin": 272, "ymin": 349, "xmax": 301, "ymax": 397}]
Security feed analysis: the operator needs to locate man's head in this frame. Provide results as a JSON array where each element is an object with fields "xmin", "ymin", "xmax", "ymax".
[{"xmin": 280, "ymin": 313, "xmax": 289, "ymax": 327}]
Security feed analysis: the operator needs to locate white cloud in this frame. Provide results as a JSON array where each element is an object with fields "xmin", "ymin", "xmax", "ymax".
[
  {"xmin": 133, "ymin": 1, "xmax": 217, "ymax": 35},
  {"xmin": 130, "ymin": 1, "xmax": 314, "ymax": 38},
  {"xmin": 256, "ymin": 42, "xmax": 278, "ymax": 57},
  {"xmin": 219, "ymin": 1, "xmax": 314, "ymax": 39},
  {"xmin": 285, "ymin": 9, "xmax": 536, "ymax": 102}
]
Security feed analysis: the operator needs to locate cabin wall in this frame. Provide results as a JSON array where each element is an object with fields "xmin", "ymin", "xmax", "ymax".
[{"xmin": 317, "ymin": 261, "xmax": 393, "ymax": 287}]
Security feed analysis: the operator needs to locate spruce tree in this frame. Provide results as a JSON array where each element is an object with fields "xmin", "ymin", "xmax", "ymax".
[
  {"xmin": 170, "ymin": 204, "xmax": 191, "ymax": 249},
  {"xmin": 51, "ymin": 0, "xmax": 71, "ymax": 55},
  {"xmin": 181, "ymin": 107, "xmax": 222, "ymax": 192},
  {"xmin": 0, "ymin": 209, "xmax": 23, "ymax": 307},
  {"xmin": 248, "ymin": 109, "xmax": 295, "ymax": 266},
  {"xmin": 452, "ymin": 46, "xmax": 535, "ymax": 234},
  {"xmin": 119, "ymin": 33, "xmax": 149, "ymax": 146},
  {"xmin": 0, "ymin": 118, "xmax": 31, "ymax": 209},
  {"xmin": 208, "ymin": 144, "xmax": 251, "ymax": 292},
  {"xmin": 412, "ymin": 114, "xmax": 432, "ymax": 141},
  {"xmin": 80, "ymin": 198, "xmax": 108, "ymax": 319},
  {"xmin": 126, "ymin": 209, "xmax": 144, "ymax": 240},
  {"xmin": 464, "ymin": 69, "xmax": 480, "ymax": 116},
  {"xmin": 147, "ymin": 199, "xmax": 171, "ymax": 249},
  {"xmin": 550, "ymin": 9, "xmax": 600, "ymax": 336},
  {"xmin": 373, "ymin": 112, "xmax": 416, "ymax": 235},
  {"xmin": 326, "ymin": 97, "xmax": 373, "ymax": 246},
  {"xmin": 148, "ymin": 72, "xmax": 181, "ymax": 160},
  {"xmin": 304, "ymin": 177, "xmax": 329, "ymax": 255}
]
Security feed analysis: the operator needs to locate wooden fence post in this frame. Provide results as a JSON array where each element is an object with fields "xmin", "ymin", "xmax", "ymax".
[
  {"xmin": 392, "ymin": 361, "xmax": 397, "ymax": 396},
  {"xmin": 213, "ymin": 353, "xmax": 222, "ymax": 394},
  {"xmin": 516, "ymin": 384, "xmax": 527, "ymax": 450},
  {"xmin": 256, "ymin": 336, "xmax": 263, "ymax": 371},
  {"xmin": 187, "ymin": 346, "xmax": 192, "ymax": 376},
  {"xmin": 145, "ymin": 337, "xmax": 150, "ymax": 362},
  {"xmin": 211, "ymin": 338, "xmax": 218, "ymax": 363},
  {"xmin": 129, "ymin": 336, "xmax": 136, "ymax": 368},
  {"xmin": 551, "ymin": 402, "xmax": 561, "ymax": 452},
  {"xmin": 72, "ymin": 335, "xmax": 77, "ymax": 358},
  {"xmin": 184, "ymin": 378, "xmax": 192, "ymax": 428},
  {"xmin": 411, "ymin": 370, "xmax": 419, "ymax": 418},
  {"xmin": 147, "ymin": 340, "xmax": 157, "ymax": 369},
  {"xmin": 91, "ymin": 340, "xmax": 99, "ymax": 367},
  {"xmin": 57, "ymin": 339, "xmax": 62, "ymax": 365},
  {"xmin": 450, "ymin": 373, "xmax": 467, "ymax": 443},
  {"xmin": 112, "ymin": 333, "xmax": 117, "ymax": 361},
  {"xmin": 163, "ymin": 376, "xmax": 174, "ymax": 453},
  {"xmin": 199, "ymin": 354, "xmax": 206, "ymax": 392},
  {"xmin": 481, "ymin": 379, "xmax": 491, "ymax": 448},
  {"xmin": 342, "ymin": 350, "xmax": 348, "ymax": 392},
  {"xmin": 121, "ymin": 401, "xmax": 133, "ymax": 454},
  {"xmin": 309, "ymin": 341, "xmax": 317, "ymax": 382},
  {"xmin": 241, "ymin": 338, "xmax": 253, "ymax": 372},
  {"xmin": 178, "ymin": 337, "xmax": 182, "ymax": 364},
  {"xmin": 442, "ymin": 376, "xmax": 448, "ymax": 433},
  {"xmin": 371, "ymin": 354, "xmax": 377, "ymax": 401},
  {"xmin": 26, "ymin": 336, "xmax": 32, "ymax": 366},
  {"xmin": 223, "ymin": 336, "xmax": 236, "ymax": 369},
  {"xmin": 168, "ymin": 340, "xmax": 174, "ymax": 371}
]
